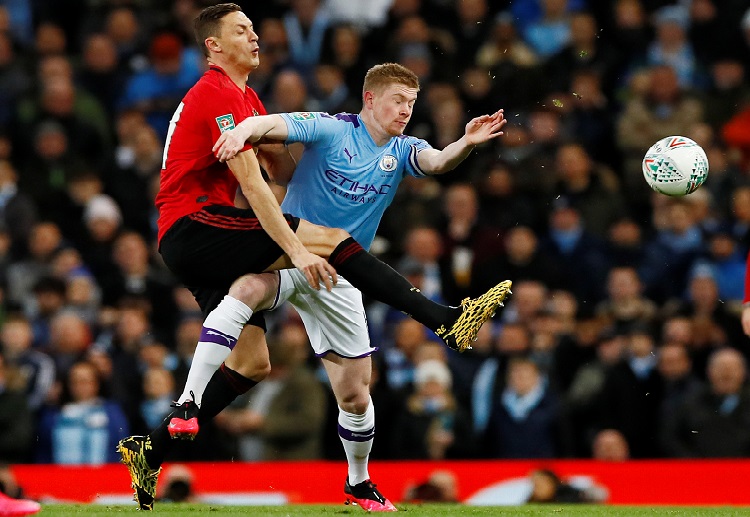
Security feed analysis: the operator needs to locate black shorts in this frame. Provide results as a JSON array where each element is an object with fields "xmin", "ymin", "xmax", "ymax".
[{"xmin": 160, "ymin": 205, "xmax": 301, "ymax": 329}]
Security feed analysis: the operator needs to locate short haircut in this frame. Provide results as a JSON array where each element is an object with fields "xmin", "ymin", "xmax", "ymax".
[
  {"xmin": 194, "ymin": 3, "xmax": 242, "ymax": 57},
  {"xmin": 362, "ymin": 63, "xmax": 420, "ymax": 100}
]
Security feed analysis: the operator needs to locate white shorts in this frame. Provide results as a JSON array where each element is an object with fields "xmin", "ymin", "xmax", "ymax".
[{"xmin": 275, "ymin": 269, "xmax": 374, "ymax": 358}]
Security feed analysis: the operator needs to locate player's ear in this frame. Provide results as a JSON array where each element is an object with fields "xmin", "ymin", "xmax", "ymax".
[
  {"xmin": 363, "ymin": 90, "xmax": 374, "ymax": 108},
  {"xmin": 205, "ymin": 37, "xmax": 220, "ymax": 54}
]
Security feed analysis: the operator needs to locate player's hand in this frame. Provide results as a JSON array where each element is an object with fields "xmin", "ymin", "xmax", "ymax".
[
  {"xmin": 742, "ymin": 306, "xmax": 750, "ymax": 337},
  {"xmin": 291, "ymin": 250, "xmax": 338, "ymax": 291},
  {"xmin": 464, "ymin": 109, "xmax": 506, "ymax": 146},
  {"xmin": 214, "ymin": 127, "xmax": 249, "ymax": 162}
]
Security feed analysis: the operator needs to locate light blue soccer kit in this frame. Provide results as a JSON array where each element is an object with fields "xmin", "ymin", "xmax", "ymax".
[{"xmin": 274, "ymin": 112, "xmax": 432, "ymax": 357}]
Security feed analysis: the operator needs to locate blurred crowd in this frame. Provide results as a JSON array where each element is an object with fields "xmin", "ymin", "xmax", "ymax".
[{"xmin": 0, "ymin": 0, "xmax": 749, "ymax": 466}]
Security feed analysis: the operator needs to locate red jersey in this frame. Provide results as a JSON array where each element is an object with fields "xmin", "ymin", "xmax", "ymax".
[{"xmin": 155, "ymin": 65, "xmax": 266, "ymax": 243}]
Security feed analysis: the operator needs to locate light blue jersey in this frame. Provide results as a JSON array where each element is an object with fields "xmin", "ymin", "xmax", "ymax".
[{"xmin": 279, "ymin": 112, "xmax": 432, "ymax": 250}]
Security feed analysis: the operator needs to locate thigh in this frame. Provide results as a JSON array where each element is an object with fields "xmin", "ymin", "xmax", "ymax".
[
  {"xmin": 293, "ymin": 219, "xmax": 346, "ymax": 258},
  {"xmin": 279, "ymin": 270, "xmax": 373, "ymax": 357},
  {"xmin": 160, "ymin": 205, "xmax": 300, "ymax": 289}
]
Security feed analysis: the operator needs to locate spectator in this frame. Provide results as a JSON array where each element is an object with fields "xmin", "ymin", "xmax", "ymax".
[
  {"xmin": 485, "ymin": 356, "xmax": 560, "ymax": 458},
  {"xmin": 599, "ymin": 324, "xmax": 663, "ymax": 458},
  {"xmin": 77, "ymin": 33, "xmax": 128, "ymax": 121},
  {"xmin": 118, "ymin": 32, "xmax": 203, "ymax": 138},
  {"xmin": 139, "ymin": 368, "xmax": 175, "ymax": 432},
  {"xmin": 591, "ymin": 428, "xmax": 630, "ymax": 461},
  {"xmin": 616, "ymin": 64, "xmax": 704, "ymax": 201},
  {"xmin": 104, "ymin": 230, "xmax": 177, "ymax": 344},
  {"xmin": 595, "ymin": 266, "xmax": 658, "ymax": 335},
  {"xmin": 646, "ymin": 5, "xmax": 699, "ymax": 88},
  {"xmin": 0, "ymin": 160, "xmax": 37, "ymax": 261},
  {"xmin": 36, "ymin": 360, "xmax": 129, "ymax": 464},
  {"xmin": 0, "ymin": 314, "xmax": 55, "ymax": 412},
  {"xmin": 662, "ymin": 348, "xmax": 750, "ymax": 457},
  {"xmin": 545, "ymin": 11, "xmax": 620, "ymax": 96},
  {"xmin": 0, "ymin": 352, "xmax": 33, "ymax": 463},
  {"xmin": 439, "ymin": 183, "xmax": 503, "ymax": 302},
  {"xmin": 563, "ymin": 327, "xmax": 625, "ymax": 457},
  {"xmin": 640, "ymin": 198, "xmax": 705, "ymax": 303},
  {"xmin": 391, "ymin": 359, "xmax": 472, "ymax": 459},
  {"xmin": 551, "ymin": 142, "xmax": 627, "ymax": 238},
  {"xmin": 657, "ymin": 343, "xmax": 702, "ymax": 426},
  {"xmin": 539, "ymin": 199, "xmax": 610, "ymax": 305},
  {"xmin": 282, "ymin": 0, "xmax": 331, "ymax": 76},
  {"xmin": 214, "ymin": 333, "xmax": 327, "ymax": 461},
  {"xmin": 473, "ymin": 226, "xmax": 561, "ymax": 298},
  {"xmin": 403, "ymin": 469, "xmax": 458, "ymax": 503},
  {"xmin": 522, "ymin": 0, "xmax": 572, "ymax": 58}
]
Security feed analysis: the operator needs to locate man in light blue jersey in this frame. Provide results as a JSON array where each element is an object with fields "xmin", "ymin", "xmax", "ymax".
[{"xmin": 169, "ymin": 63, "xmax": 508, "ymax": 511}]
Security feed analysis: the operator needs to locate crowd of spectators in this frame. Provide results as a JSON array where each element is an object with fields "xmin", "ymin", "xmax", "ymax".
[{"xmin": 0, "ymin": 0, "xmax": 749, "ymax": 465}]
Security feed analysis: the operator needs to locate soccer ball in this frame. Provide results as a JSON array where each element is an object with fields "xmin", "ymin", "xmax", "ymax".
[{"xmin": 642, "ymin": 136, "xmax": 709, "ymax": 196}]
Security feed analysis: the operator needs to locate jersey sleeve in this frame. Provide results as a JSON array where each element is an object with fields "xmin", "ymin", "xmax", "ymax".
[
  {"xmin": 279, "ymin": 112, "xmax": 340, "ymax": 147},
  {"xmin": 199, "ymin": 84, "xmax": 254, "ymax": 153},
  {"xmin": 402, "ymin": 136, "xmax": 432, "ymax": 178}
]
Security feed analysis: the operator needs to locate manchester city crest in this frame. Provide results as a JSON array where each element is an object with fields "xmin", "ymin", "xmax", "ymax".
[{"xmin": 379, "ymin": 155, "xmax": 397, "ymax": 172}]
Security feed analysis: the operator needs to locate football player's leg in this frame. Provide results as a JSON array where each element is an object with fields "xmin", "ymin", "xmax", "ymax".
[
  {"xmin": 179, "ymin": 273, "xmax": 278, "ymax": 407},
  {"xmin": 324, "ymin": 355, "xmax": 396, "ymax": 512},
  {"xmin": 293, "ymin": 220, "xmax": 458, "ymax": 332},
  {"xmin": 323, "ymin": 355, "xmax": 374, "ymax": 485}
]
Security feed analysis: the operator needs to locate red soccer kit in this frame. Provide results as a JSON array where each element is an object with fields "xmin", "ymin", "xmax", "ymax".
[{"xmin": 155, "ymin": 65, "xmax": 266, "ymax": 244}]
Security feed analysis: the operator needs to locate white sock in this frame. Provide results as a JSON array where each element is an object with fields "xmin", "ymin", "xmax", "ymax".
[
  {"xmin": 179, "ymin": 296, "xmax": 253, "ymax": 405},
  {"xmin": 338, "ymin": 398, "xmax": 375, "ymax": 486}
]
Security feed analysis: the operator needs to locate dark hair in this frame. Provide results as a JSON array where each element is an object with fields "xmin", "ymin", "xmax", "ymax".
[{"xmin": 194, "ymin": 3, "xmax": 242, "ymax": 57}]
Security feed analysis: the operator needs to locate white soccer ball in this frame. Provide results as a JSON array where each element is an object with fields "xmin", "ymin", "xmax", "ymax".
[{"xmin": 642, "ymin": 136, "xmax": 709, "ymax": 196}]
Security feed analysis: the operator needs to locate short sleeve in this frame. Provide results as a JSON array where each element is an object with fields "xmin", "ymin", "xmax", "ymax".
[
  {"xmin": 403, "ymin": 137, "xmax": 432, "ymax": 178},
  {"xmin": 279, "ymin": 112, "xmax": 341, "ymax": 147}
]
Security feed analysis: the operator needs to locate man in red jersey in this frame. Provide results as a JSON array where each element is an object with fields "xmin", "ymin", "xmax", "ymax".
[{"xmin": 117, "ymin": 3, "xmax": 510, "ymax": 511}]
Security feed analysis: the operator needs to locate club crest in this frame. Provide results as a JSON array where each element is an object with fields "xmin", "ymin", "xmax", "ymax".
[{"xmin": 379, "ymin": 154, "xmax": 397, "ymax": 172}]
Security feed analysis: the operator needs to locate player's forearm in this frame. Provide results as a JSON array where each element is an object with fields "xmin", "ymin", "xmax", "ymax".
[
  {"xmin": 237, "ymin": 114, "xmax": 288, "ymax": 143},
  {"xmin": 229, "ymin": 153, "xmax": 306, "ymax": 259},
  {"xmin": 419, "ymin": 136, "xmax": 475, "ymax": 175}
]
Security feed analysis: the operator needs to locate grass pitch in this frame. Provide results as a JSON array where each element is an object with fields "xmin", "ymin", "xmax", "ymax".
[{"xmin": 37, "ymin": 504, "xmax": 750, "ymax": 516}]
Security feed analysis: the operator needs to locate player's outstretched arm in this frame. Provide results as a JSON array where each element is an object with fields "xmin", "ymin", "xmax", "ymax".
[
  {"xmin": 417, "ymin": 109, "xmax": 506, "ymax": 175},
  {"xmin": 214, "ymin": 114, "xmax": 289, "ymax": 162},
  {"xmin": 228, "ymin": 150, "xmax": 336, "ymax": 291}
]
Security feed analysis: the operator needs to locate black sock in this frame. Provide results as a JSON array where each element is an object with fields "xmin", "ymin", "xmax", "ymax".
[
  {"xmin": 198, "ymin": 363, "xmax": 258, "ymax": 422},
  {"xmin": 329, "ymin": 237, "xmax": 459, "ymax": 331},
  {"xmin": 145, "ymin": 364, "xmax": 258, "ymax": 469},
  {"xmin": 146, "ymin": 417, "xmax": 172, "ymax": 469}
]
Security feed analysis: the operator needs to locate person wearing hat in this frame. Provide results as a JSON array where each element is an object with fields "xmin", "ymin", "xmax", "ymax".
[{"xmin": 391, "ymin": 359, "xmax": 473, "ymax": 460}]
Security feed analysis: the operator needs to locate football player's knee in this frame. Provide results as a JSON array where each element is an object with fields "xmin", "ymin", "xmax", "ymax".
[
  {"xmin": 326, "ymin": 227, "xmax": 351, "ymax": 250},
  {"xmin": 250, "ymin": 357, "xmax": 271, "ymax": 381},
  {"xmin": 229, "ymin": 354, "xmax": 271, "ymax": 381},
  {"xmin": 340, "ymin": 389, "xmax": 370, "ymax": 414},
  {"xmin": 228, "ymin": 275, "xmax": 273, "ymax": 308}
]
